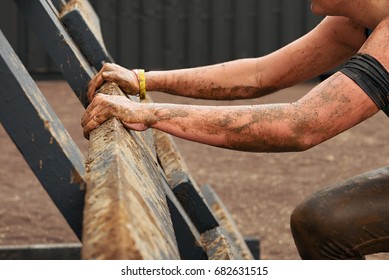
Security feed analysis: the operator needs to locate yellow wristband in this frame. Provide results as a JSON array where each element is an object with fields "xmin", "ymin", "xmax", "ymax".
[{"xmin": 137, "ymin": 69, "xmax": 146, "ymax": 100}]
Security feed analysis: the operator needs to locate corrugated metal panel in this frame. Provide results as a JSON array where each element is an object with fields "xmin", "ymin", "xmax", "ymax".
[{"xmin": 0, "ymin": 0, "xmax": 322, "ymax": 73}]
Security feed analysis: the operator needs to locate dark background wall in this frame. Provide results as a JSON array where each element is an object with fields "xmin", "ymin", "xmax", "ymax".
[{"xmin": 0, "ymin": 0, "xmax": 323, "ymax": 75}]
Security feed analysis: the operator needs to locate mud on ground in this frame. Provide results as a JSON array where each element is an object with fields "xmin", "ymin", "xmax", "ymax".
[{"xmin": 0, "ymin": 80, "xmax": 388, "ymax": 260}]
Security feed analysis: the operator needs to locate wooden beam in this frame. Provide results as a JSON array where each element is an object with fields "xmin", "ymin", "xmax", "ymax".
[
  {"xmin": 50, "ymin": 0, "xmax": 66, "ymax": 11},
  {"xmin": 201, "ymin": 184, "xmax": 255, "ymax": 260},
  {"xmin": 153, "ymin": 129, "xmax": 247, "ymax": 259},
  {"xmin": 60, "ymin": 0, "xmax": 113, "ymax": 70},
  {"xmin": 0, "ymin": 30, "xmax": 85, "ymax": 239},
  {"xmin": 244, "ymin": 237, "xmax": 261, "ymax": 260},
  {"xmin": 82, "ymin": 83, "xmax": 180, "ymax": 259},
  {"xmin": 164, "ymin": 183, "xmax": 207, "ymax": 260},
  {"xmin": 13, "ymin": 0, "xmax": 252, "ymax": 259},
  {"xmin": 0, "ymin": 243, "xmax": 81, "ymax": 260},
  {"xmin": 14, "ymin": 0, "xmax": 95, "ymax": 106},
  {"xmin": 14, "ymin": 1, "xmax": 206, "ymax": 259},
  {"xmin": 152, "ymin": 128, "xmax": 192, "ymax": 179},
  {"xmin": 201, "ymin": 228, "xmax": 241, "ymax": 260},
  {"xmin": 169, "ymin": 171, "xmax": 219, "ymax": 233},
  {"xmin": 153, "ymin": 130, "xmax": 218, "ymax": 232}
]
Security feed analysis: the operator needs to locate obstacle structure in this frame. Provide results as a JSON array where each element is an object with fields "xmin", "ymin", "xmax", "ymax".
[{"xmin": 0, "ymin": 0, "xmax": 259, "ymax": 260}]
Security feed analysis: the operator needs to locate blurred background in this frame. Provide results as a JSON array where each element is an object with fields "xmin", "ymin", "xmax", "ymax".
[{"xmin": 0, "ymin": 0, "xmax": 323, "ymax": 75}]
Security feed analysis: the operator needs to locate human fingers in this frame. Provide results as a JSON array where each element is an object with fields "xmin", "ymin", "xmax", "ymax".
[
  {"xmin": 101, "ymin": 68, "xmax": 139, "ymax": 95},
  {"xmin": 81, "ymin": 95, "xmax": 114, "ymax": 138},
  {"xmin": 82, "ymin": 108, "xmax": 113, "ymax": 139},
  {"xmin": 87, "ymin": 63, "xmax": 117, "ymax": 102},
  {"xmin": 87, "ymin": 73, "xmax": 105, "ymax": 102},
  {"xmin": 82, "ymin": 93, "xmax": 149, "ymax": 138}
]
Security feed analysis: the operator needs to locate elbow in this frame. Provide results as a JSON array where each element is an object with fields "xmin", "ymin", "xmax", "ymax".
[
  {"xmin": 286, "ymin": 124, "xmax": 327, "ymax": 152},
  {"xmin": 284, "ymin": 104, "xmax": 328, "ymax": 152}
]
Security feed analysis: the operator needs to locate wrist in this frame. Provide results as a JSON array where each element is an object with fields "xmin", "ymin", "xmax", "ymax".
[
  {"xmin": 142, "ymin": 103, "xmax": 160, "ymax": 129},
  {"xmin": 132, "ymin": 69, "xmax": 147, "ymax": 99},
  {"xmin": 143, "ymin": 70, "xmax": 167, "ymax": 93}
]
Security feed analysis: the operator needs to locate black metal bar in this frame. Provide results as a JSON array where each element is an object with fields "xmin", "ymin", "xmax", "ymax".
[
  {"xmin": 60, "ymin": 0, "xmax": 113, "ymax": 70},
  {"xmin": 0, "ymin": 243, "xmax": 81, "ymax": 260},
  {"xmin": 244, "ymin": 237, "xmax": 261, "ymax": 260},
  {"xmin": 0, "ymin": 29, "xmax": 85, "ymax": 240},
  {"xmin": 170, "ymin": 171, "xmax": 219, "ymax": 234},
  {"xmin": 14, "ymin": 0, "xmax": 95, "ymax": 107},
  {"xmin": 201, "ymin": 184, "xmax": 256, "ymax": 260},
  {"xmin": 50, "ymin": 0, "xmax": 66, "ymax": 12},
  {"xmin": 164, "ymin": 183, "xmax": 208, "ymax": 260}
]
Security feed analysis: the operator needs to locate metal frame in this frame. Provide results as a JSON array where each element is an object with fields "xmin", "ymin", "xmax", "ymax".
[
  {"xmin": 14, "ymin": 0, "xmax": 94, "ymax": 107},
  {"xmin": 0, "ymin": 29, "xmax": 85, "ymax": 239},
  {"xmin": 0, "ymin": 0, "xmax": 260, "ymax": 260}
]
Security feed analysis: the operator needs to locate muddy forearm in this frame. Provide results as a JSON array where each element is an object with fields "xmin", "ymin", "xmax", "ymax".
[
  {"xmin": 144, "ymin": 72, "xmax": 379, "ymax": 152},
  {"xmin": 146, "ymin": 103, "xmax": 301, "ymax": 152},
  {"xmin": 145, "ymin": 59, "xmax": 280, "ymax": 100}
]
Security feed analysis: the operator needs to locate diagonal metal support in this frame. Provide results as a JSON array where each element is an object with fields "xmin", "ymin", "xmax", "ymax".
[
  {"xmin": 153, "ymin": 130, "xmax": 254, "ymax": 260},
  {"xmin": 0, "ymin": 29, "xmax": 85, "ymax": 240},
  {"xmin": 0, "ymin": 243, "xmax": 81, "ymax": 260},
  {"xmin": 201, "ymin": 184, "xmax": 258, "ymax": 260},
  {"xmin": 14, "ymin": 0, "xmax": 95, "ymax": 107},
  {"xmin": 60, "ymin": 0, "xmax": 113, "ymax": 70},
  {"xmin": 10, "ymin": 0, "xmax": 254, "ymax": 260}
]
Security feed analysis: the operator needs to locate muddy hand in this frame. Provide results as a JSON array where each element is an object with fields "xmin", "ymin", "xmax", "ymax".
[
  {"xmin": 87, "ymin": 63, "xmax": 140, "ymax": 102},
  {"xmin": 81, "ymin": 94, "xmax": 149, "ymax": 139}
]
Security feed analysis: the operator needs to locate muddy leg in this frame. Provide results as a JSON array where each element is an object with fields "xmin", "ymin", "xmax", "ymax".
[{"xmin": 290, "ymin": 166, "xmax": 389, "ymax": 259}]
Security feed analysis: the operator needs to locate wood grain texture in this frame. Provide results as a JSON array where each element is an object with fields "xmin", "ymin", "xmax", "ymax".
[{"xmin": 82, "ymin": 83, "xmax": 180, "ymax": 259}]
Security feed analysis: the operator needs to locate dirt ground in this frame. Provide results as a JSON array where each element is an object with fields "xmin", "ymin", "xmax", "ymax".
[{"xmin": 1, "ymin": 80, "xmax": 389, "ymax": 260}]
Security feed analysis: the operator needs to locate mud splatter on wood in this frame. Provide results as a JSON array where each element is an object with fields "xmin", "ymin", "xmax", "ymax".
[
  {"xmin": 82, "ymin": 83, "xmax": 180, "ymax": 260},
  {"xmin": 200, "ymin": 228, "xmax": 240, "ymax": 260},
  {"xmin": 201, "ymin": 185, "xmax": 255, "ymax": 260}
]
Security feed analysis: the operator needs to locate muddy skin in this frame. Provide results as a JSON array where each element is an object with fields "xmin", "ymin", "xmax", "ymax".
[
  {"xmin": 149, "ymin": 101, "xmax": 304, "ymax": 153},
  {"xmin": 152, "ymin": 62, "xmax": 282, "ymax": 101},
  {"xmin": 291, "ymin": 166, "xmax": 389, "ymax": 259},
  {"xmin": 290, "ymin": 72, "xmax": 378, "ymax": 150},
  {"xmin": 150, "ymin": 105, "xmax": 191, "ymax": 133},
  {"xmin": 196, "ymin": 85, "xmax": 280, "ymax": 100},
  {"xmin": 160, "ymin": 80, "xmax": 277, "ymax": 101},
  {"xmin": 225, "ymin": 106, "xmax": 302, "ymax": 153},
  {"xmin": 216, "ymin": 113, "xmax": 233, "ymax": 128}
]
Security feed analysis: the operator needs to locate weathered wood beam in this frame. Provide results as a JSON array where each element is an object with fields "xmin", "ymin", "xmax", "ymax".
[
  {"xmin": 0, "ymin": 243, "xmax": 81, "ymax": 260},
  {"xmin": 0, "ymin": 30, "xmax": 86, "ymax": 239},
  {"xmin": 14, "ymin": 0, "xmax": 95, "ymax": 107},
  {"xmin": 152, "ymin": 128, "xmax": 192, "ymax": 179},
  {"xmin": 82, "ymin": 83, "xmax": 182, "ymax": 259},
  {"xmin": 163, "ymin": 182, "xmax": 207, "ymax": 260},
  {"xmin": 201, "ymin": 228, "xmax": 241, "ymax": 260},
  {"xmin": 153, "ymin": 130, "xmax": 218, "ymax": 232},
  {"xmin": 50, "ymin": 0, "xmax": 66, "ymax": 11},
  {"xmin": 14, "ymin": 1, "xmax": 206, "ymax": 258},
  {"xmin": 60, "ymin": 0, "xmax": 113, "ymax": 70},
  {"xmin": 83, "ymin": 120, "xmax": 180, "ymax": 259},
  {"xmin": 244, "ymin": 237, "xmax": 261, "ymax": 260},
  {"xmin": 153, "ymin": 130, "xmax": 247, "ymax": 259},
  {"xmin": 201, "ymin": 184, "xmax": 256, "ymax": 260},
  {"xmin": 13, "ymin": 0, "xmax": 251, "ymax": 259}
]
